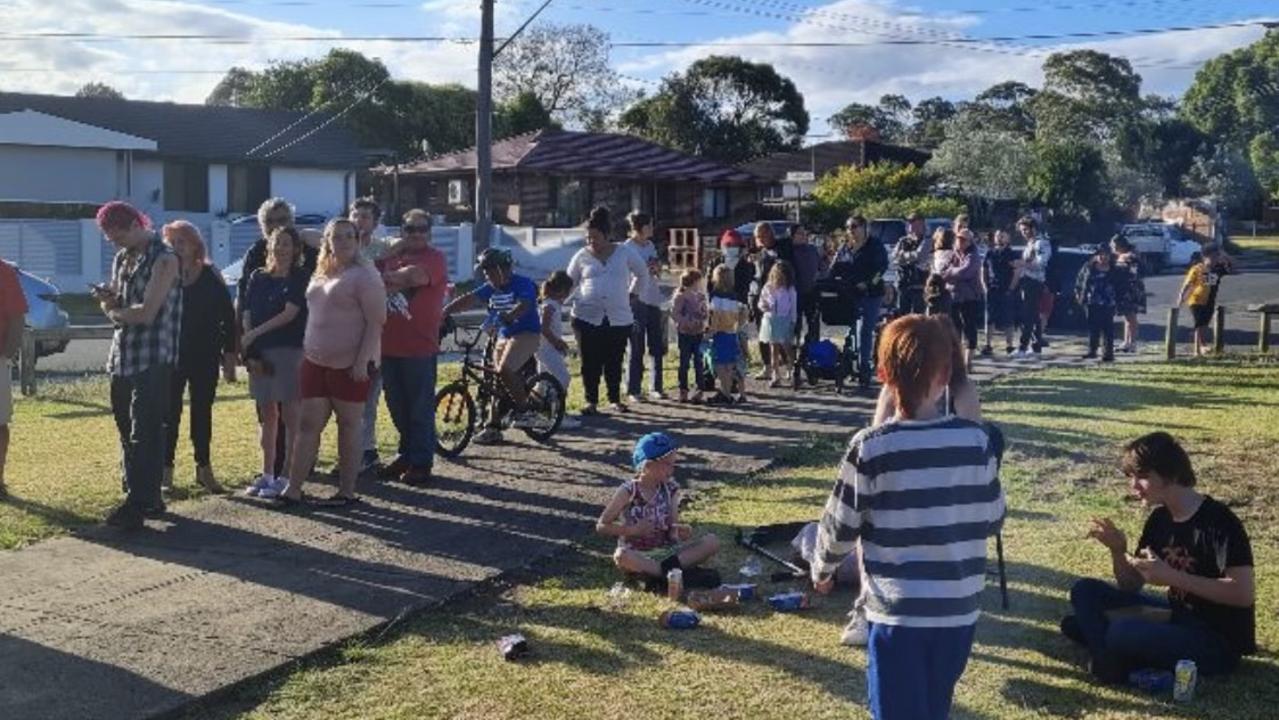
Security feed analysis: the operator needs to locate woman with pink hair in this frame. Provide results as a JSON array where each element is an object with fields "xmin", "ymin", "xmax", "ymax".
[{"xmin": 161, "ymin": 221, "xmax": 236, "ymax": 494}]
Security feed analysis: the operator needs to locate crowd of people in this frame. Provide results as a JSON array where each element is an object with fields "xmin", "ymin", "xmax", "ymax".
[{"xmin": 56, "ymin": 195, "xmax": 1256, "ymax": 719}]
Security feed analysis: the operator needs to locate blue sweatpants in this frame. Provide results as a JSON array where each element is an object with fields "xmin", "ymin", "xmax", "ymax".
[{"xmin": 867, "ymin": 622, "xmax": 976, "ymax": 720}]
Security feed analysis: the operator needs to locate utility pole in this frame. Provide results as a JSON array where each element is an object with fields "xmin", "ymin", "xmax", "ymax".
[{"xmin": 475, "ymin": 0, "xmax": 495, "ymax": 247}]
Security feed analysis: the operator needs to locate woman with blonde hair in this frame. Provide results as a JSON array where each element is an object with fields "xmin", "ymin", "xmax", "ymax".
[
  {"xmin": 160, "ymin": 221, "xmax": 235, "ymax": 494},
  {"xmin": 276, "ymin": 218, "xmax": 387, "ymax": 507}
]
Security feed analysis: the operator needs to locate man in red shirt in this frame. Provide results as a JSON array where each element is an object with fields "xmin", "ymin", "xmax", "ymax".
[
  {"xmin": 376, "ymin": 209, "xmax": 449, "ymax": 486},
  {"xmin": 0, "ymin": 259, "xmax": 27, "ymax": 498}
]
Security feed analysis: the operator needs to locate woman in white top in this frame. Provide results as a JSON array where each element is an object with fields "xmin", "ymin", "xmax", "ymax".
[
  {"xmin": 566, "ymin": 206, "xmax": 648, "ymax": 416},
  {"xmin": 624, "ymin": 211, "xmax": 668, "ymax": 402}
]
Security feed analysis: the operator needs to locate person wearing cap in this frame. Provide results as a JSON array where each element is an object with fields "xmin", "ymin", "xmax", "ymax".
[
  {"xmin": 596, "ymin": 432, "xmax": 720, "ymax": 582},
  {"xmin": 443, "ymin": 246, "xmax": 542, "ymax": 444},
  {"xmin": 892, "ymin": 213, "xmax": 932, "ymax": 315}
]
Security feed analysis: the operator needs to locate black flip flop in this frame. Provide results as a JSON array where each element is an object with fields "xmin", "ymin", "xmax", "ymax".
[
  {"xmin": 315, "ymin": 494, "xmax": 362, "ymax": 508},
  {"xmin": 267, "ymin": 494, "xmax": 306, "ymax": 511}
]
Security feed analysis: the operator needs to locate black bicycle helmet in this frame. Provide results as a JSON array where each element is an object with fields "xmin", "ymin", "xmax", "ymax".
[{"xmin": 475, "ymin": 247, "xmax": 513, "ymax": 274}]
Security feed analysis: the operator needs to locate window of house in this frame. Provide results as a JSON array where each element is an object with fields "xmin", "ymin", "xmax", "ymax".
[
  {"xmin": 227, "ymin": 165, "xmax": 270, "ymax": 215},
  {"xmin": 702, "ymin": 187, "xmax": 730, "ymax": 219},
  {"xmin": 762, "ymin": 183, "xmax": 785, "ymax": 201},
  {"xmin": 548, "ymin": 177, "xmax": 590, "ymax": 226},
  {"xmin": 163, "ymin": 161, "xmax": 209, "ymax": 212}
]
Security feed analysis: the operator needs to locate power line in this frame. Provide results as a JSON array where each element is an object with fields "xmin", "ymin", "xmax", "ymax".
[
  {"xmin": 245, "ymin": 69, "xmax": 385, "ymax": 157},
  {"xmin": 260, "ymin": 77, "xmax": 390, "ymax": 158},
  {"xmin": 0, "ymin": 18, "xmax": 1266, "ymax": 45}
]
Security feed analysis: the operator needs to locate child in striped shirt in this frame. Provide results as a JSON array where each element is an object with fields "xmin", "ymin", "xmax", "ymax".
[{"xmin": 812, "ymin": 314, "xmax": 1005, "ymax": 720}]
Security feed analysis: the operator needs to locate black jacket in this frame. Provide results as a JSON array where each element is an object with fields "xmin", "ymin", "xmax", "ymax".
[{"xmin": 829, "ymin": 240, "xmax": 888, "ymax": 297}]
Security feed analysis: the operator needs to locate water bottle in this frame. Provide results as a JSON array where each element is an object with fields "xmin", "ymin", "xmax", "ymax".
[{"xmin": 1173, "ymin": 659, "xmax": 1197, "ymax": 702}]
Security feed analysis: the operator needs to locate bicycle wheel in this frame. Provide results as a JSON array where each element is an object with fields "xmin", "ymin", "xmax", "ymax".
[
  {"xmin": 520, "ymin": 372, "xmax": 565, "ymax": 443},
  {"xmin": 435, "ymin": 381, "xmax": 476, "ymax": 458}
]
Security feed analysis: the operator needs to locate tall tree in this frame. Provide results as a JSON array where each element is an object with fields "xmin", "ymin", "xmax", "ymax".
[
  {"xmin": 927, "ymin": 129, "xmax": 1033, "ymax": 204},
  {"xmin": 1032, "ymin": 50, "xmax": 1143, "ymax": 143},
  {"xmin": 75, "ymin": 82, "xmax": 124, "ymax": 100},
  {"xmin": 619, "ymin": 55, "xmax": 808, "ymax": 164},
  {"xmin": 1028, "ymin": 141, "xmax": 1108, "ymax": 219},
  {"xmin": 496, "ymin": 91, "xmax": 558, "ymax": 138},
  {"xmin": 493, "ymin": 22, "xmax": 631, "ymax": 128},
  {"xmin": 909, "ymin": 96, "xmax": 956, "ymax": 149},
  {"xmin": 205, "ymin": 67, "xmax": 256, "ymax": 107},
  {"xmin": 1182, "ymin": 33, "xmax": 1279, "ymax": 145},
  {"xmin": 829, "ymin": 102, "xmax": 893, "ymax": 141}
]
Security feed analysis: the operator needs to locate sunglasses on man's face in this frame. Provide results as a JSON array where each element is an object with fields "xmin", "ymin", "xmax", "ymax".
[{"xmin": 403, "ymin": 225, "xmax": 430, "ymax": 235}]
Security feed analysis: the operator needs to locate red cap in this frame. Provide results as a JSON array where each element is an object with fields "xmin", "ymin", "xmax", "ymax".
[{"xmin": 719, "ymin": 229, "xmax": 745, "ymax": 249}]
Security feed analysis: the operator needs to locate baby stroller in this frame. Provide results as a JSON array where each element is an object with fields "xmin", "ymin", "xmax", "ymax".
[{"xmin": 791, "ymin": 278, "xmax": 860, "ymax": 392}]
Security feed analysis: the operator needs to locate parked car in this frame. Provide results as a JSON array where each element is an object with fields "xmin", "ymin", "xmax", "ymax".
[
  {"xmin": 1119, "ymin": 222, "xmax": 1200, "ymax": 274},
  {"xmin": 868, "ymin": 218, "xmax": 907, "ymax": 249},
  {"xmin": 229, "ymin": 213, "xmax": 329, "ymax": 228},
  {"xmin": 733, "ymin": 220, "xmax": 794, "ymax": 245},
  {"xmin": 7, "ymin": 262, "xmax": 71, "ymax": 357},
  {"xmin": 221, "ymin": 258, "xmax": 244, "ymax": 303}
]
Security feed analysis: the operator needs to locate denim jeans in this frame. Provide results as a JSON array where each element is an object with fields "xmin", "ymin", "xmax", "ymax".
[
  {"xmin": 1018, "ymin": 278, "xmax": 1045, "ymax": 351},
  {"xmin": 855, "ymin": 295, "xmax": 883, "ymax": 380},
  {"xmin": 362, "ymin": 372, "xmax": 384, "ymax": 455},
  {"xmin": 676, "ymin": 332, "xmax": 705, "ymax": 392},
  {"xmin": 111, "ymin": 364, "xmax": 172, "ymax": 510},
  {"xmin": 628, "ymin": 301, "xmax": 666, "ymax": 396},
  {"xmin": 1068, "ymin": 578, "xmax": 1238, "ymax": 675},
  {"xmin": 381, "ymin": 355, "xmax": 438, "ymax": 470}
]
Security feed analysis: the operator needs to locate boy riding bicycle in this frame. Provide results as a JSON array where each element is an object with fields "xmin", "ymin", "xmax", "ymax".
[{"xmin": 443, "ymin": 248, "xmax": 542, "ymax": 444}]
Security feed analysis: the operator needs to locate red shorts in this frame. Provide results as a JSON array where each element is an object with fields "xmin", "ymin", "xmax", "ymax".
[{"xmin": 300, "ymin": 358, "xmax": 372, "ymax": 403}]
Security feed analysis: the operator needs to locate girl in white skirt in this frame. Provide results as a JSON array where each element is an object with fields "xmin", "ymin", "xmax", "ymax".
[
  {"xmin": 537, "ymin": 271, "xmax": 579, "ymax": 429},
  {"xmin": 757, "ymin": 260, "xmax": 797, "ymax": 388}
]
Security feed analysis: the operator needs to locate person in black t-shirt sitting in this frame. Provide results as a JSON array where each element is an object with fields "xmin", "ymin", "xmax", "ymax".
[{"xmin": 1062, "ymin": 432, "xmax": 1256, "ymax": 684}]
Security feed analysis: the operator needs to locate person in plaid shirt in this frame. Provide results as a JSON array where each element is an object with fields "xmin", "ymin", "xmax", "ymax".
[{"xmin": 91, "ymin": 201, "xmax": 181, "ymax": 530}]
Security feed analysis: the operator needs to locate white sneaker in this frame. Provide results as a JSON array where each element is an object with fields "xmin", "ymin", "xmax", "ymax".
[
  {"xmin": 647, "ymin": 390, "xmax": 666, "ymax": 401},
  {"xmin": 258, "ymin": 476, "xmax": 289, "ymax": 499},
  {"xmin": 558, "ymin": 415, "xmax": 581, "ymax": 430},
  {"xmin": 841, "ymin": 608, "xmax": 869, "ymax": 647},
  {"xmin": 244, "ymin": 474, "xmax": 274, "ymax": 497}
]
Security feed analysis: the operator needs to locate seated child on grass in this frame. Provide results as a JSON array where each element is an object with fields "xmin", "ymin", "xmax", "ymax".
[
  {"xmin": 1062, "ymin": 431, "xmax": 1255, "ymax": 684},
  {"xmin": 595, "ymin": 432, "xmax": 720, "ymax": 586}
]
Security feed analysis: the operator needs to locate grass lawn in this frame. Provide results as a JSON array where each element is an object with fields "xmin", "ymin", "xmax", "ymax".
[
  {"xmin": 1231, "ymin": 234, "xmax": 1279, "ymax": 265},
  {"xmin": 0, "ymin": 357, "xmax": 671, "ymax": 549},
  {"xmin": 166, "ymin": 359, "xmax": 1279, "ymax": 720}
]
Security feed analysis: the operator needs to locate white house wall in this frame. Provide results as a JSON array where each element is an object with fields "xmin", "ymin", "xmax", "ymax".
[
  {"xmin": 270, "ymin": 167, "xmax": 349, "ymax": 216},
  {"xmin": 131, "ymin": 158, "xmax": 164, "ymax": 218},
  {"xmin": 208, "ymin": 164, "xmax": 229, "ymax": 217},
  {"xmin": 0, "ymin": 145, "xmax": 121, "ymax": 204}
]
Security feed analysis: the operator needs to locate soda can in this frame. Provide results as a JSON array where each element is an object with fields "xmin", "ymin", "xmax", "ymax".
[
  {"xmin": 1174, "ymin": 659, "xmax": 1197, "ymax": 702},
  {"xmin": 659, "ymin": 609, "xmax": 701, "ymax": 629},
  {"xmin": 496, "ymin": 633, "xmax": 528, "ymax": 661},
  {"xmin": 666, "ymin": 568, "xmax": 684, "ymax": 601},
  {"xmin": 722, "ymin": 583, "xmax": 757, "ymax": 601},
  {"xmin": 768, "ymin": 591, "xmax": 810, "ymax": 612}
]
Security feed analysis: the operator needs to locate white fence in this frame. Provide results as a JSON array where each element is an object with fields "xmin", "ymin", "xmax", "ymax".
[{"xmin": 0, "ymin": 216, "xmax": 496, "ymax": 290}]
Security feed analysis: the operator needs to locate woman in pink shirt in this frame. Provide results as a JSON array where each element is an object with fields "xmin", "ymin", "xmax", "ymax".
[{"xmin": 278, "ymin": 218, "xmax": 387, "ymax": 507}]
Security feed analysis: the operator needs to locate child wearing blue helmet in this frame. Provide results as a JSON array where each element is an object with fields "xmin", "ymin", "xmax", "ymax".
[{"xmin": 596, "ymin": 432, "xmax": 720, "ymax": 582}]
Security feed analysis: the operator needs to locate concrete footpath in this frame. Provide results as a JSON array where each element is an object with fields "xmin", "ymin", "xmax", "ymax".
[{"xmin": 0, "ymin": 337, "xmax": 1145, "ymax": 720}]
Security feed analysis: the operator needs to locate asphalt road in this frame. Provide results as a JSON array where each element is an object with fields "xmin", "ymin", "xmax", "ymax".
[{"xmin": 32, "ymin": 269, "xmax": 1278, "ymax": 380}]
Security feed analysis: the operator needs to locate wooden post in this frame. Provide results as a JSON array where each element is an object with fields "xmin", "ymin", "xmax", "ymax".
[
  {"xmin": 19, "ymin": 329, "xmax": 36, "ymax": 397},
  {"xmin": 1213, "ymin": 306, "xmax": 1225, "ymax": 354},
  {"xmin": 1262, "ymin": 312, "xmax": 1272, "ymax": 354},
  {"xmin": 1165, "ymin": 307, "xmax": 1179, "ymax": 360}
]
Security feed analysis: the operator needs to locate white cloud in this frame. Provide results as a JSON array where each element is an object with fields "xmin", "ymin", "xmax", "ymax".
[
  {"xmin": 617, "ymin": 0, "xmax": 1271, "ymax": 135},
  {"xmin": 0, "ymin": 0, "xmax": 480, "ymax": 102}
]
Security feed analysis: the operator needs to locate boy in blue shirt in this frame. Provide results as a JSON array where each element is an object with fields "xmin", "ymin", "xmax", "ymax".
[{"xmin": 444, "ymin": 248, "xmax": 541, "ymax": 444}]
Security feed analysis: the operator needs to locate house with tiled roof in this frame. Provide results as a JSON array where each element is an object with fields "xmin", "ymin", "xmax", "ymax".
[
  {"xmin": 383, "ymin": 129, "xmax": 764, "ymax": 237},
  {"xmin": 0, "ymin": 91, "xmax": 369, "ymax": 222}
]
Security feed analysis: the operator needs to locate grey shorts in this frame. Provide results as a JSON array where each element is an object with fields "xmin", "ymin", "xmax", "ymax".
[{"xmin": 248, "ymin": 346, "xmax": 304, "ymax": 404}]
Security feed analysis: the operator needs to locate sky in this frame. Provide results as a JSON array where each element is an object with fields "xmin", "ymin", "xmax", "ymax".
[{"xmin": 1, "ymin": 0, "xmax": 1275, "ymax": 137}]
